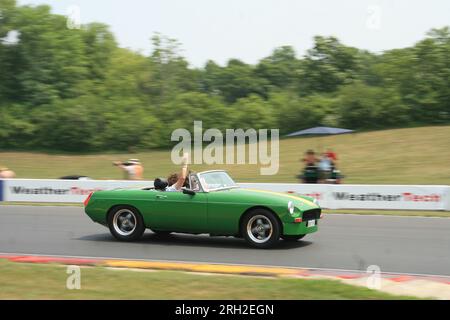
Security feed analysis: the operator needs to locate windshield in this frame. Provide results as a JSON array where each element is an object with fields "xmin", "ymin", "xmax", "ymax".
[{"xmin": 198, "ymin": 171, "xmax": 237, "ymax": 192}]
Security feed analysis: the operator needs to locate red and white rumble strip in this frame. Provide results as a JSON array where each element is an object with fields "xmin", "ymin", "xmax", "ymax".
[{"xmin": 1, "ymin": 253, "xmax": 449, "ymax": 299}]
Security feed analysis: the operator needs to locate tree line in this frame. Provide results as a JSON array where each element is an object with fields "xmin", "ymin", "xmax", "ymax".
[{"xmin": 0, "ymin": 0, "xmax": 449, "ymax": 151}]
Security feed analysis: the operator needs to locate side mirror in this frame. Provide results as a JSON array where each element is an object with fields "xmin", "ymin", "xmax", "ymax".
[{"xmin": 182, "ymin": 188, "xmax": 196, "ymax": 196}]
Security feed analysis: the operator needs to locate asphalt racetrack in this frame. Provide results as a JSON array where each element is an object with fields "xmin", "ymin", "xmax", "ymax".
[{"xmin": 0, "ymin": 205, "xmax": 449, "ymax": 276}]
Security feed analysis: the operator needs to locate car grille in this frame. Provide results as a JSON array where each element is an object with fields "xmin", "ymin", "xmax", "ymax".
[{"xmin": 302, "ymin": 209, "xmax": 321, "ymax": 221}]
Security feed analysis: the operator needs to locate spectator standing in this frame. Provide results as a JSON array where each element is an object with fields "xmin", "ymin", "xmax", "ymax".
[
  {"xmin": 113, "ymin": 159, "xmax": 144, "ymax": 180},
  {"xmin": 301, "ymin": 150, "xmax": 319, "ymax": 184},
  {"xmin": 318, "ymin": 153, "xmax": 333, "ymax": 183},
  {"xmin": 325, "ymin": 148, "xmax": 338, "ymax": 164},
  {"xmin": 0, "ymin": 167, "xmax": 16, "ymax": 178},
  {"xmin": 302, "ymin": 149, "xmax": 318, "ymax": 166}
]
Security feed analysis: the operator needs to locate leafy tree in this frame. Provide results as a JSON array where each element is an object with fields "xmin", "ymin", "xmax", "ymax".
[
  {"xmin": 0, "ymin": 104, "xmax": 36, "ymax": 148},
  {"xmin": 201, "ymin": 59, "xmax": 268, "ymax": 103},
  {"xmin": 407, "ymin": 27, "xmax": 450, "ymax": 123},
  {"xmin": 231, "ymin": 94, "xmax": 276, "ymax": 129},
  {"xmin": 269, "ymin": 92, "xmax": 331, "ymax": 134},
  {"xmin": 81, "ymin": 23, "xmax": 117, "ymax": 81},
  {"xmin": 255, "ymin": 46, "xmax": 301, "ymax": 90},
  {"xmin": 299, "ymin": 36, "xmax": 361, "ymax": 94},
  {"xmin": 337, "ymin": 82, "xmax": 410, "ymax": 129},
  {"xmin": 148, "ymin": 33, "xmax": 198, "ymax": 105},
  {"xmin": 0, "ymin": 1, "xmax": 448, "ymax": 152},
  {"xmin": 156, "ymin": 92, "xmax": 232, "ymax": 146}
]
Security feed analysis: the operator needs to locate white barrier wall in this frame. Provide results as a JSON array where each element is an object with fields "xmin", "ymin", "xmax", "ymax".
[
  {"xmin": 238, "ymin": 183, "xmax": 450, "ymax": 211},
  {"xmin": 0, "ymin": 179, "xmax": 153, "ymax": 203},
  {"xmin": 0, "ymin": 179, "xmax": 449, "ymax": 210}
]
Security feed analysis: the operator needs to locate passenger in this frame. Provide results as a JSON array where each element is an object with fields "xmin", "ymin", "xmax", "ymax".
[{"xmin": 166, "ymin": 153, "xmax": 189, "ymax": 192}]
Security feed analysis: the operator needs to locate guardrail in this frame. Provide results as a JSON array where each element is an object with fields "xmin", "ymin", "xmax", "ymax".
[{"xmin": 0, "ymin": 179, "xmax": 449, "ymax": 211}]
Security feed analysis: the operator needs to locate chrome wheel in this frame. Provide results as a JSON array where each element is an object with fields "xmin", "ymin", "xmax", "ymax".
[
  {"xmin": 246, "ymin": 215, "xmax": 273, "ymax": 244},
  {"xmin": 113, "ymin": 209, "xmax": 137, "ymax": 236}
]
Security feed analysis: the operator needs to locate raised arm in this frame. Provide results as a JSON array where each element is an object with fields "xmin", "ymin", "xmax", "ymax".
[
  {"xmin": 113, "ymin": 161, "xmax": 126, "ymax": 170},
  {"xmin": 172, "ymin": 153, "xmax": 189, "ymax": 190}
]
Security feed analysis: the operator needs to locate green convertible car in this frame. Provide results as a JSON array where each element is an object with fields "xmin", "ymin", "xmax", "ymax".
[{"xmin": 84, "ymin": 170, "xmax": 322, "ymax": 248}]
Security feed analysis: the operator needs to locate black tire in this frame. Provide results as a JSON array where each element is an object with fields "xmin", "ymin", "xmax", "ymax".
[
  {"xmin": 152, "ymin": 230, "xmax": 172, "ymax": 237},
  {"xmin": 241, "ymin": 209, "xmax": 281, "ymax": 248},
  {"xmin": 281, "ymin": 234, "xmax": 306, "ymax": 241},
  {"xmin": 108, "ymin": 206, "xmax": 145, "ymax": 242}
]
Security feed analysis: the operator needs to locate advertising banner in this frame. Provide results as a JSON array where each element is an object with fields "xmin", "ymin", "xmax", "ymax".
[
  {"xmin": 324, "ymin": 184, "xmax": 448, "ymax": 211},
  {"xmin": 1, "ymin": 179, "xmax": 153, "ymax": 203},
  {"xmin": 239, "ymin": 183, "xmax": 450, "ymax": 211},
  {"xmin": 1, "ymin": 179, "xmax": 449, "ymax": 210}
]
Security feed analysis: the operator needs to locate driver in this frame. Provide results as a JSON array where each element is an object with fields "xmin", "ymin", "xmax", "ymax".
[{"xmin": 166, "ymin": 153, "xmax": 189, "ymax": 192}]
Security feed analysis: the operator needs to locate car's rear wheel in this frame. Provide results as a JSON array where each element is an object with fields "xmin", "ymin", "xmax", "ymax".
[
  {"xmin": 281, "ymin": 234, "xmax": 306, "ymax": 241},
  {"xmin": 108, "ymin": 206, "xmax": 145, "ymax": 241},
  {"xmin": 242, "ymin": 209, "xmax": 280, "ymax": 248}
]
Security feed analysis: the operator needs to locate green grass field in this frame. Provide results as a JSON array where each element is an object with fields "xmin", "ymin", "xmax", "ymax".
[
  {"xmin": 1, "ymin": 126, "xmax": 449, "ymax": 184},
  {"xmin": 0, "ymin": 261, "xmax": 416, "ymax": 299}
]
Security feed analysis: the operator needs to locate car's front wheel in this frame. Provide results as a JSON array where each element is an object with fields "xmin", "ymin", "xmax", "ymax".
[
  {"xmin": 281, "ymin": 234, "xmax": 306, "ymax": 241},
  {"xmin": 108, "ymin": 206, "xmax": 145, "ymax": 241},
  {"xmin": 242, "ymin": 209, "xmax": 281, "ymax": 248}
]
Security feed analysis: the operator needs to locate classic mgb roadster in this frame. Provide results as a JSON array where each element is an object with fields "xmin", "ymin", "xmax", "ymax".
[{"xmin": 84, "ymin": 170, "xmax": 321, "ymax": 248}]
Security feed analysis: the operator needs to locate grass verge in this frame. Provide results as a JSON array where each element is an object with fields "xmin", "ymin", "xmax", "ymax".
[
  {"xmin": 0, "ymin": 260, "xmax": 416, "ymax": 300},
  {"xmin": 1, "ymin": 126, "xmax": 449, "ymax": 184}
]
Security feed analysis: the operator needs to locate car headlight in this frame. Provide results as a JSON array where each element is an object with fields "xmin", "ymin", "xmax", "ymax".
[
  {"xmin": 288, "ymin": 201, "xmax": 295, "ymax": 215},
  {"xmin": 313, "ymin": 198, "xmax": 320, "ymax": 206}
]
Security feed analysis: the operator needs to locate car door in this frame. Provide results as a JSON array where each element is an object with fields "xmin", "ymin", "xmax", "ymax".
[{"xmin": 152, "ymin": 191, "xmax": 208, "ymax": 233}]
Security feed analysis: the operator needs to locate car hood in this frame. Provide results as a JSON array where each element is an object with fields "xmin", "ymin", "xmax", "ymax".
[{"xmin": 214, "ymin": 187, "xmax": 319, "ymax": 210}]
